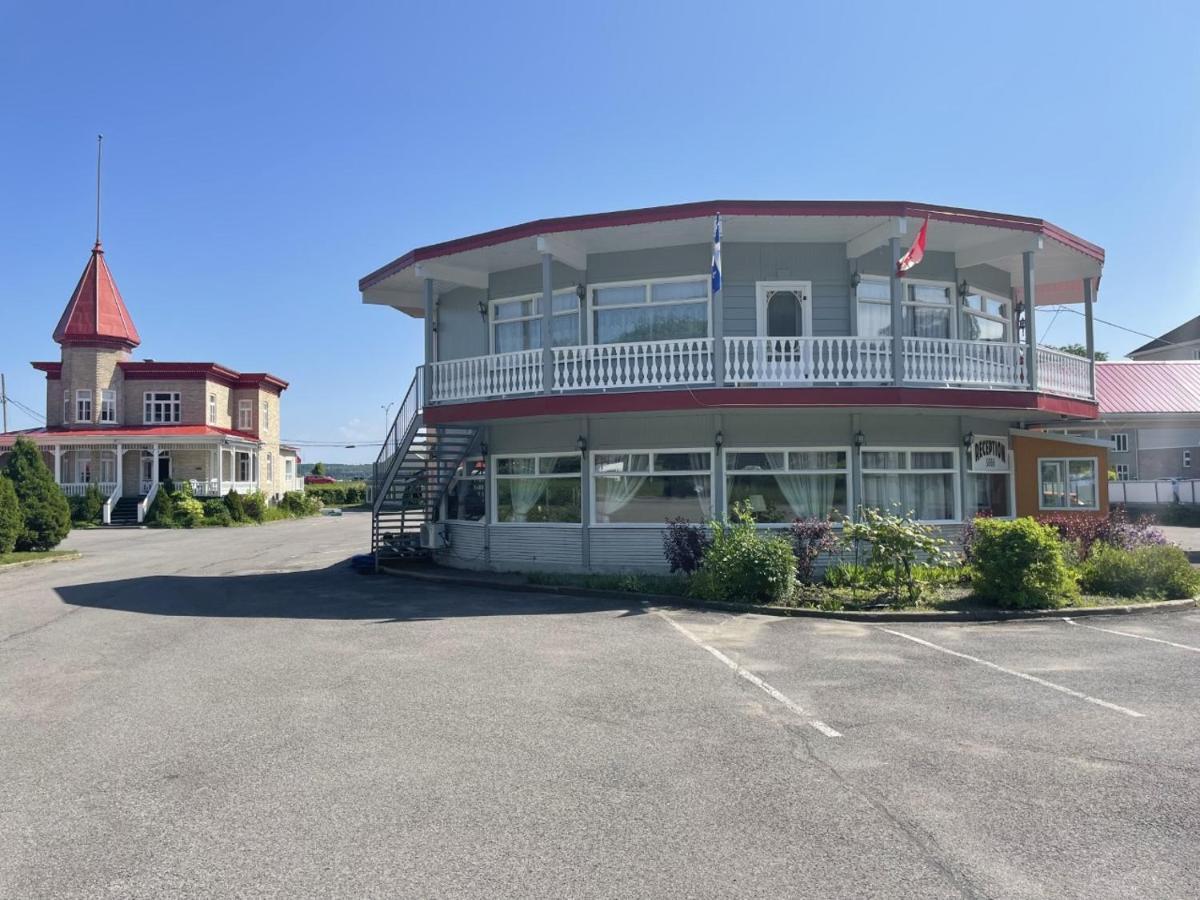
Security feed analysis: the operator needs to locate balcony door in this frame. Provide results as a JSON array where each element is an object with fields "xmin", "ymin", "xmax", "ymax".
[{"xmin": 755, "ymin": 282, "xmax": 813, "ymax": 380}]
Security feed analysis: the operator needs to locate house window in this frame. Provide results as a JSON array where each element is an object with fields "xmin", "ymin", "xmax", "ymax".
[
  {"xmin": 1039, "ymin": 458, "xmax": 1099, "ymax": 510},
  {"xmin": 1185, "ymin": 451, "xmax": 1193, "ymax": 469},
  {"xmin": 494, "ymin": 453, "xmax": 581, "ymax": 523},
  {"xmin": 1115, "ymin": 464, "xmax": 1130, "ymax": 481},
  {"xmin": 75, "ymin": 452, "xmax": 92, "ymax": 483},
  {"xmin": 446, "ymin": 457, "xmax": 487, "ymax": 522},
  {"xmin": 592, "ymin": 450, "xmax": 713, "ymax": 524},
  {"xmin": 966, "ymin": 472, "xmax": 1011, "ymax": 517},
  {"xmin": 262, "ymin": 399, "xmax": 270, "ymax": 430},
  {"xmin": 590, "ymin": 277, "xmax": 709, "ymax": 344},
  {"xmin": 237, "ymin": 399, "xmax": 253, "ymax": 430},
  {"xmin": 961, "ymin": 291, "xmax": 1010, "ymax": 342},
  {"xmin": 1193, "ymin": 350, "xmax": 1200, "ymax": 360},
  {"xmin": 856, "ymin": 278, "xmax": 953, "ymax": 339},
  {"xmin": 861, "ymin": 449, "xmax": 959, "ymax": 522},
  {"xmin": 75, "ymin": 390, "xmax": 92, "ymax": 423},
  {"xmin": 285, "ymin": 458, "xmax": 294, "ymax": 480},
  {"xmin": 236, "ymin": 451, "xmax": 252, "ymax": 482},
  {"xmin": 266, "ymin": 452, "xmax": 273, "ymax": 482},
  {"xmin": 143, "ymin": 391, "xmax": 181, "ymax": 424},
  {"xmin": 1110, "ymin": 433, "xmax": 1129, "ymax": 453},
  {"xmin": 100, "ymin": 390, "xmax": 116, "ymax": 423},
  {"xmin": 491, "ymin": 291, "xmax": 581, "ymax": 353},
  {"xmin": 208, "ymin": 393, "xmax": 217, "ymax": 425},
  {"xmin": 62, "ymin": 390, "xmax": 70, "ymax": 424},
  {"xmin": 725, "ymin": 449, "xmax": 849, "ymax": 523}
]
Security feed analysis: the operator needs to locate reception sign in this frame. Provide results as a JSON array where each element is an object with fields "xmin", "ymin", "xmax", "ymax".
[{"xmin": 968, "ymin": 436, "xmax": 1010, "ymax": 473}]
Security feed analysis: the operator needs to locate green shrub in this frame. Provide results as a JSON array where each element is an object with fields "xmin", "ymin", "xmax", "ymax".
[
  {"xmin": 69, "ymin": 484, "xmax": 105, "ymax": 525},
  {"xmin": 242, "ymin": 491, "xmax": 267, "ymax": 523},
  {"xmin": 970, "ymin": 517, "xmax": 1078, "ymax": 609},
  {"xmin": 842, "ymin": 507, "xmax": 952, "ymax": 606},
  {"xmin": 1079, "ymin": 543, "xmax": 1200, "ymax": 600},
  {"xmin": 692, "ymin": 502, "xmax": 796, "ymax": 605},
  {"xmin": 173, "ymin": 495, "xmax": 205, "ymax": 528},
  {"xmin": 304, "ymin": 482, "xmax": 367, "ymax": 506},
  {"xmin": 224, "ymin": 489, "xmax": 247, "ymax": 522},
  {"xmin": 3, "ymin": 437, "xmax": 70, "ymax": 550},
  {"xmin": 144, "ymin": 489, "xmax": 178, "ymax": 527},
  {"xmin": 202, "ymin": 499, "xmax": 232, "ymax": 527},
  {"xmin": 0, "ymin": 474, "xmax": 21, "ymax": 554},
  {"xmin": 281, "ymin": 490, "xmax": 319, "ymax": 517},
  {"xmin": 824, "ymin": 561, "xmax": 869, "ymax": 588}
]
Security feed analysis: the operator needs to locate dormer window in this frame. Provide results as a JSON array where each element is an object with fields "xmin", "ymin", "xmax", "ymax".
[
  {"xmin": 143, "ymin": 392, "xmax": 181, "ymax": 424},
  {"xmin": 238, "ymin": 399, "xmax": 253, "ymax": 430},
  {"xmin": 262, "ymin": 399, "xmax": 269, "ymax": 430},
  {"xmin": 75, "ymin": 390, "xmax": 92, "ymax": 423},
  {"xmin": 208, "ymin": 393, "xmax": 217, "ymax": 425},
  {"xmin": 100, "ymin": 390, "xmax": 116, "ymax": 423}
]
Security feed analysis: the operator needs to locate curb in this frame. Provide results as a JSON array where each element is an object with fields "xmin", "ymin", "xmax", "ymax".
[
  {"xmin": 377, "ymin": 565, "xmax": 1198, "ymax": 623},
  {"xmin": 0, "ymin": 551, "xmax": 82, "ymax": 572}
]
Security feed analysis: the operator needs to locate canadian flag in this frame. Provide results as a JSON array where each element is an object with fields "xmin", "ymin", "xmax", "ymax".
[{"xmin": 896, "ymin": 217, "xmax": 929, "ymax": 275}]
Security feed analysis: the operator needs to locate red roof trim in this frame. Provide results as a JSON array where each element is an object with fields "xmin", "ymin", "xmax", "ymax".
[
  {"xmin": 359, "ymin": 199, "xmax": 1105, "ymax": 291},
  {"xmin": 422, "ymin": 388, "xmax": 1099, "ymax": 425},
  {"xmin": 116, "ymin": 362, "xmax": 289, "ymax": 391},
  {"xmin": 32, "ymin": 361, "xmax": 62, "ymax": 378},
  {"xmin": 0, "ymin": 424, "xmax": 259, "ymax": 444}
]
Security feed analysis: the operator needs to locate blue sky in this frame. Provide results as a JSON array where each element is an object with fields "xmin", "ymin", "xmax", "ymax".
[{"xmin": 2, "ymin": 1, "xmax": 1198, "ymax": 462}]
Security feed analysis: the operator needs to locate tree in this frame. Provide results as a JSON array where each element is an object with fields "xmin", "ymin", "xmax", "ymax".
[
  {"xmin": 311, "ymin": 461, "xmax": 326, "ymax": 476},
  {"xmin": 2, "ymin": 437, "xmax": 71, "ymax": 551},
  {"xmin": 1055, "ymin": 343, "xmax": 1109, "ymax": 361},
  {"xmin": 0, "ymin": 474, "xmax": 21, "ymax": 554}
]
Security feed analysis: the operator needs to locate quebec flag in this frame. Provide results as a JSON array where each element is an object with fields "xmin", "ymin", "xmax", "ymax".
[{"xmin": 711, "ymin": 213, "xmax": 722, "ymax": 294}]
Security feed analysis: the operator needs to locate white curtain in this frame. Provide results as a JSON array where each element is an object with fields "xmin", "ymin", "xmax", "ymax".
[
  {"xmin": 508, "ymin": 477, "xmax": 547, "ymax": 522},
  {"xmin": 688, "ymin": 453, "xmax": 712, "ymax": 519},
  {"xmin": 595, "ymin": 475, "xmax": 646, "ymax": 523},
  {"xmin": 775, "ymin": 473, "xmax": 837, "ymax": 519}
]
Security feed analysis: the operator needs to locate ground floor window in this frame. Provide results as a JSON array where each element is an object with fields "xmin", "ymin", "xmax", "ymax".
[
  {"xmin": 1114, "ymin": 464, "xmax": 1130, "ymax": 481},
  {"xmin": 1039, "ymin": 458, "xmax": 1099, "ymax": 510},
  {"xmin": 592, "ymin": 450, "xmax": 712, "ymax": 524},
  {"xmin": 725, "ymin": 449, "xmax": 848, "ymax": 523},
  {"xmin": 236, "ymin": 451, "xmax": 252, "ymax": 482},
  {"xmin": 446, "ymin": 457, "xmax": 487, "ymax": 522},
  {"xmin": 494, "ymin": 453, "xmax": 581, "ymax": 523},
  {"xmin": 861, "ymin": 449, "xmax": 958, "ymax": 522}
]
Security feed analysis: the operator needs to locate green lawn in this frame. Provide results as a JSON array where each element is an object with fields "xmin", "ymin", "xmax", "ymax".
[{"xmin": 0, "ymin": 549, "xmax": 80, "ymax": 568}]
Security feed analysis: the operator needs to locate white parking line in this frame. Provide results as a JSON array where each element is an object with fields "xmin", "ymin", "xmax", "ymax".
[
  {"xmin": 1063, "ymin": 617, "xmax": 1200, "ymax": 653},
  {"xmin": 655, "ymin": 611, "xmax": 841, "ymax": 738},
  {"xmin": 879, "ymin": 628, "xmax": 1145, "ymax": 719}
]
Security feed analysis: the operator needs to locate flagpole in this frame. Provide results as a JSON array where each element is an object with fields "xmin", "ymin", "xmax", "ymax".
[{"xmin": 95, "ymin": 134, "xmax": 103, "ymax": 246}]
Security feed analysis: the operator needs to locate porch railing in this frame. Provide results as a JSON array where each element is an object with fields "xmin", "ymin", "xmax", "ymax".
[
  {"xmin": 102, "ymin": 483, "xmax": 121, "ymax": 525},
  {"xmin": 429, "ymin": 348, "xmax": 541, "ymax": 402},
  {"xmin": 902, "ymin": 338, "xmax": 1027, "ymax": 389},
  {"xmin": 553, "ymin": 337, "xmax": 713, "ymax": 391},
  {"xmin": 1037, "ymin": 346, "xmax": 1093, "ymax": 399},
  {"xmin": 725, "ymin": 336, "xmax": 892, "ymax": 384},
  {"xmin": 137, "ymin": 482, "xmax": 159, "ymax": 524},
  {"xmin": 59, "ymin": 482, "xmax": 117, "ymax": 497}
]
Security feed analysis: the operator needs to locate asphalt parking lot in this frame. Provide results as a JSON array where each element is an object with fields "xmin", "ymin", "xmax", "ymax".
[{"xmin": 3, "ymin": 514, "xmax": 1199, "ymax": 899}]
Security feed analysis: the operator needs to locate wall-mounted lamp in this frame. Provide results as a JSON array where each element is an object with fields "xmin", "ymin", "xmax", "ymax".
[
  {"xmin": 575, "ymin": 283, "xmax": 587, "ymax": 301},
  {"xmin": 477, "ymin": 299, "xmax": 488, "ymax": 319},
  {"xmin": 962, "ymin": 431, "xmax": 975, "ymax": 449},
  {"xmin": 480, "ymin": 441, "xmax": 489, "ymax": 458},
  {"xmin": 854, "ymin": 430, "xmax": 865, "ymax": 448},
  {"xmin": 576, "ymin": 435, "xmax": 587, "ymax": 453},
  {"xmin": 958, "ymin": 279, "xmax": 971, "ymax": 301},
  {"xmin": 1014, "ymin": 300, "xmax": 1026, "ymax": 315},
  {"xmin": 714, "ymin": 430, "xmax": 724, "ymax": 448},
  {"xmin": 850, "ymin": 271, "xmax": 861, "ymax": 289}
]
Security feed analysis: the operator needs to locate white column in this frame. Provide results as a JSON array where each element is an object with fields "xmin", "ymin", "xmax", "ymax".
[
  {"xmin": 889, "ymin": 237, "xmax": 904, "ymax": 385},
  {"xmin": 115, "ymin": 443, "xmax": 124, "ymax": 496},
  {"xmin": 1083, "ymin": 276, "xmax": 1096, "ymax": 399},
  {"xmin": 541, "ymin": 252, "xmax": 554, "ymax": 395},
  {"xmin": 53, "ymin": 445, "xmax": 62, "ymax": 484},
  {"xmin": 423, "ymin": 278, "xmax": 435, "ymax": 404},
  {"xmin": 152, "ymin": 443, "xmax": 160, "ymax": 486},
  {"xmin": 1023, "ymin": 250, "xmax": 1038, "ymax": 391},
  {"xmin": 217, "ymin": 446, "xmax": 224, "ymax": 492}
]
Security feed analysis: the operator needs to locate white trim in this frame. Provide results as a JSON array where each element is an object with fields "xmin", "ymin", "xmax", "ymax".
[
  {"xmin": 724, "ymin": 445, "xmax": 851, "ymax": 525},
  {"xmin": 860, "ymin": 446, "xmax": 961, "ymax": 523},
  {"xmin": 754, "ymin": 281, "xmax": 813, "ymax": 338},
  {"xmin": 586, "ymin": 274, "xmax": 712, "ymax": 345},
  {"xmin": 1110, "ymin": 432, "xmax": 1130, "ymax": 454},
  {"xmin": 589, "ymin": 447, "xmax": 714, "ymax": 527},
  {"xmin": 1037, "ymin": 456, "xmax": 1101, "ymax": 511},
  {"xmin": 491, "ymin": 451, "xmax": 584, "ymax": 526},
  {"xmin": 535, "ymin": 234, "xmax": 588, "ymax": 271}
]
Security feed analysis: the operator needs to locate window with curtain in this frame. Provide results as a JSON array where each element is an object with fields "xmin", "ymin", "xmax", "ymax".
[
  {"xmin": 726, "ymin": 450, "xmax": 848, "ymax": 523},
  {"xmin": 856, "ymin": 277, "xmax": 892, "ymax": 338},
  {"xmin": 592, "ymin": 450, "xmax": 712, "ymax": 524},
  {"xmin": 855, "ymin": 278, "xmax": 953, "ymax": 339},
  {"xmin": 1039, "ymin": 458, "xmax": 1098, "ymax": 510},
  {"xmin": 861, "ymin": 449, "xmax": 959, "ymax": 521},
  {"xmin": 591, "ymin": 278, "xmax": 709, "ymax": 344},
  {"xmin": 495, "ymin": 453, "xmax": 581, "ymax": 523},
  {"xmin": 966, "ymin": 472, "xmax": 1011, "ymax": 517},
  {"xmin": 960, "ymin": 291, "xmax": 1010, "ymax": 342},
  {"xmin": 492, "ymin": 291, "xmax": 580, "ymax": 353},
  {"xmin": 446, "ymin": 457, "xmax": 487, "ymax": 522}
]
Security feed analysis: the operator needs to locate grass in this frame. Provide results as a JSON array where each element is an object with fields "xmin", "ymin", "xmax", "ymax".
[{"xmin": 0, "ymin": 549, "xmax": 80, "ymax": 568}]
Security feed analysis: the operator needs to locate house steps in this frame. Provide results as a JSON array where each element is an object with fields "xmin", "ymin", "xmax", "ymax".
[{"xmin": 108, "ymin": 496, "xmax": 143, "ymax": 526}]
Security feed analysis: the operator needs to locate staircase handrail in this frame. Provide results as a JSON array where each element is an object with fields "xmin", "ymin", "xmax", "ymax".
[
  {"xmin": 137, "ymin": 481, "xmax": 160, "ymax": 524},
  {"xmin": 102, "ymin": 483, "xmax": 121, "ymax": 525},
  {"xmin": 374, "ymin": 367, "xmax": 425, "ymax": 512}
]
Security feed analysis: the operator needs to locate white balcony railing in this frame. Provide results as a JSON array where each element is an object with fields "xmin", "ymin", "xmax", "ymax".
[
  {"xmin": 725, "ymin": 336, "xmax": 892, "ymax": 384},
  {"xmin": 429, "ymin": 348, "xmax": 542, "ymax": 402},
  {"xmin": 1037, "ymin": 346, "xmax": 1093, "ymax": 399},
  {"xmin": 59, "ymin": 482, "xmax": 117, "ymax": 497},
  {"xmin": 903, "ymin": 338, "xmax": 1028, "ymax": 389},
  {"xmin": 553, "ymin": 338, "xmax": 713, "ymax": 391}
]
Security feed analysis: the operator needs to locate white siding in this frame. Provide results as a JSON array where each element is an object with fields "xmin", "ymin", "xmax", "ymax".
[
  {"xmin": 489, "ymin": 525, "xmax": 583, "ymax": 569},
  {"xmin": 590, "ymin": 528, "xmax": 671, "ymax": 573}
]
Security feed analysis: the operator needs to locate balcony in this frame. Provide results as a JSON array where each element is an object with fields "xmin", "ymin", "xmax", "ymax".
[{"xmin": 427, "ymin": 338, "xmax": 1094, "ymax": 404}]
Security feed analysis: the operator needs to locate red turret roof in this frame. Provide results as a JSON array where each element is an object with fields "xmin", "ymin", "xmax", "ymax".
[{"xmin": 52, "ymin": 242, "xmax": 141, "ymax": 350}]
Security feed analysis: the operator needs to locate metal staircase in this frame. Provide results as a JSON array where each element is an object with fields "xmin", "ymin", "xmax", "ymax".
[{"xmin": 371, "ymin": 368, "xmax": 478, "ymax": 567}]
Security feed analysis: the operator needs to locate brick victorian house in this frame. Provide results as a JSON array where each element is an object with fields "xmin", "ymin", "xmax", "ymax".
[{"xmin": 0, "ymin": 240, "xmax": 300, "ymax": 524}]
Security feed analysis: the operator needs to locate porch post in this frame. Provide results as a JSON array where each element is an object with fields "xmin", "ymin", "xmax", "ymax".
[
  {"xmin": 579, "ymin": 417, "xmax": 591, "ymax": 569},
  {"xmin": 712, "ymin": 275, "xmax": 724, "ymax": 387},
  {"xmin": 1083, "ymin": 276, "xmax": 1096, "ymax": 399},
  {"xmin": 153, "ymin": 443, "xmax": 160, "ymax": 486},
  {"xmin": 52, "ymin": 444, "xmax": 62, "ymax": 484},
  {"xmin": 423, "ymin": 277, "xmax": 435, "ymax": 405},
  {"xmin": 541, "ymin": 252, "xmax": 554, "ymax": 396},
  {"xmin": 115, "ymin": 443, "xmax": 124, "ymax": 496},
  {"xmin": 217, "ymin": 446, "xmax": 223, "ymax": 492},
  {"xmin": 889, "ymin": 237, "xmax": 904, "ymax": 385},
  {"xmin": 1023, "ymin": 250, "xmax": 1038, "ymax": 391}
]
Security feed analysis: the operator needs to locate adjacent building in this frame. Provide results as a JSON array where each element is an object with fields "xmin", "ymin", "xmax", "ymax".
[
  {"xmin": 0, "ymin": 240, "xmax": 300, "ymax": 523},
  {"xmin": 361, "ymin": 200, "xmax": 1109, "ymax": 572}
]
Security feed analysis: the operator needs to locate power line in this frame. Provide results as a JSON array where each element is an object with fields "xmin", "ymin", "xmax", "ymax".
[{"xmin": 1055, "ymin": 306, "xmax": 1184, "ymax": 348}]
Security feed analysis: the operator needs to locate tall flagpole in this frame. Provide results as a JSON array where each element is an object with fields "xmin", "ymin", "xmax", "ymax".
[{"xmin": 95, "ymin": 134, "xmax": 103, "ymax": 246}]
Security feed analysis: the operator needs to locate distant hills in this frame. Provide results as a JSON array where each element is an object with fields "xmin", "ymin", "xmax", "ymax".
[{"xmin": 299, "ymin": 462, "xmax": 372, "ymax": 481}]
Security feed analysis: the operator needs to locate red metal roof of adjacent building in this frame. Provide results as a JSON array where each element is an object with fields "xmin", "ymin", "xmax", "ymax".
[
  {"xmin": 52, "ymin": 243, "xmax": 141, "ymax": 350},
  {"xmin": 30, "ymin": 360, "xmax": 288, "ymax": 392},
  {"xmin": 0, "ymin": 424, "xmax": 259, "ymax": 445},
  {"xmin": 1096, "ymin": 361, "xmax": 1200, "ymax": 414}
]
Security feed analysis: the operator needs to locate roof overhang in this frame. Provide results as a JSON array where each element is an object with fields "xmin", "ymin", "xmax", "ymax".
[{"xmin": 360, "ymin": 200, "xmax": 1105, "ymax": 317}]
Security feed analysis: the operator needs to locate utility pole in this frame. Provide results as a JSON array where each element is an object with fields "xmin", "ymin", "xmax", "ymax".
[{"xmin": 1, "ymin": 373, "xmax": 7, "ymax": 433}]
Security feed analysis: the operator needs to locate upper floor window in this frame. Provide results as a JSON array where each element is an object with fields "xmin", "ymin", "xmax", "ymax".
[
  {"xmin": 75, "ymin": 390, "xmax": 92, "ymax": 423},
  {"xmin": 100, "ymin": 390, "xmax": 116, "ymax": 423},
  {"xmin": 1185, "ymin": 450, "xmax": 1193, "ymax": 469},
  {"xmin": 238, "ymin": 399, "xmax": 253, "ymax": 430},
  {"xmin": 208, "ymin": 393, "xmax": 217, "ymax": 425},
  {"xmin": 590, "ymin": 277, "xmax": 709, "ymax": 344},
  {"xmin": 961, "ymin": 291, "xmax": 1010, "ymax": 342},
  {"xmin": 856, "ymin": 278, "xmax": 953, "ymax": 339},
  {"xmin": 262, "ymin": 399, "xmax": 270, "ymax": 430},
  {"xmin": 143, "ymin": 391, "xmax": 181, "ymax": 424},
  {"xmin": 63, "ymin": 390, "xmax": 70, "ymax": 424},
  {"xmin": 491, "ymin": 291, "xmax": 580, "ymax": 353},
  {"xmin": 1110, "ymin": 433, "xmax": 1129, "ymax": 453},
  {"xmin": 267, "ymin": 452, "xmax": 273, "ymax": 481},
  {"xmin": 1039, "ymin": 458, "xmax": 1099, "ymax": 510}
]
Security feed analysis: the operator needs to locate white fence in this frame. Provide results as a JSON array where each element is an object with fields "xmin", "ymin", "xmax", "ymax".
[
  {"xmin": 553, "ymin": 338, "xmax": 713, "ymax": 391},
  {"xmin": 429, "ymin": 349, "xmax": 542, "ymax": 402},
  {"xmin": 1037, "ymin": 346, "xmax": 1093, "ymax": 399},
  {"xmin": 59, "ymin": 482, "xmax": 116, "ymax": 498},
  {"xmin": 903, "ymin": 338, "xmax": 1027, "ymax": 389},
  {"xmin": 725, "ymin": 336, "xmax": 892, "ymax": 383},
  {"xmin": 1110, "ymin": 479, "xmax": 1200, "ymax": 505}
]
